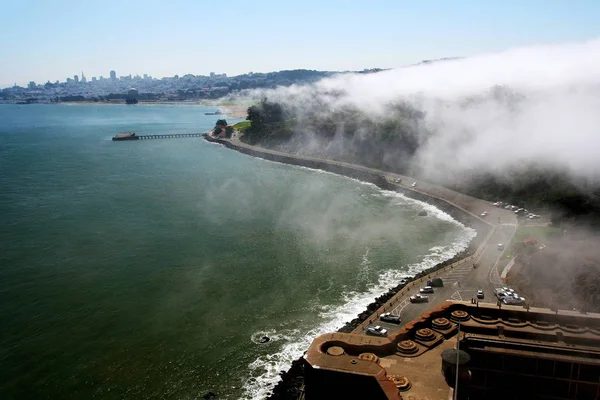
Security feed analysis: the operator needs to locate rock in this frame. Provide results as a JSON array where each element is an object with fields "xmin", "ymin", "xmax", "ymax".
[
  {"xmin": 259, "ymin": 336, "xmax": 271, "ymax": 343},
  {"xmin": 418, "ymin": 210, "xmax": 428, "ymax": 216},
  {"xmin": 202, "ymin": 392, "xmax": 218, "ymax": 399}
]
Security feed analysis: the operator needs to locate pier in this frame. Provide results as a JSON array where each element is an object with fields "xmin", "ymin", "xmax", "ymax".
[
  {"xmin": 138, "ymin": 133, "xmax": 205, "ymax": 140},
  {"xmin": 112, "ymin": 132, "xmax": 205, "ymax": 141}
]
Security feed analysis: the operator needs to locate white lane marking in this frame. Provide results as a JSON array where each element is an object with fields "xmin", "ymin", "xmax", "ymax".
[
  {"xmin": 450, "ymin": 291, "xmax": 463, "ymax": 301},
  {"xmin": 391, "ymin": 298, "xmax": 410, "ymax": 316}
]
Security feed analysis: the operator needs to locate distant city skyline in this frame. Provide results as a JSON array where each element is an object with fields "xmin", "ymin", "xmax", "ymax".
[
  {"xmin": 14, "ymin": 69, "xmax": 230, "ymax": 90},
  {"xmin": 2, "ymin": 0, "xmax": 600, "ymax": 87}
]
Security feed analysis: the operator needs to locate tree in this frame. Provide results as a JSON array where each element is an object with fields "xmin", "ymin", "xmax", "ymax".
[{"xmin": 216, "ymin": 119, "xmax": 227, "ymax": 126}]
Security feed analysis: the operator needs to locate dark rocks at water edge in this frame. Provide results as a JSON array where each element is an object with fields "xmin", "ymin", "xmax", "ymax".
[
  {"xmin": 202, "ymin": 392, "xmax": 218, "ymax": 399},
  {"xmin": 266, "ymin": 249, "xmax": 473, "ymax": 399},
  {"xmin": 336, "ymin": 248, "xmax": 472, "ymax": 333},
  {"xmin": 418, "ymin": 210, "xmax": 428, "ymax": 216},
  {"xmin": 266, "ymin": 357, "xmax": 305, "ymax": 400}
]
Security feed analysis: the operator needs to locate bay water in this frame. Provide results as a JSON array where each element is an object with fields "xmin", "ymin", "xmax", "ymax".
[{"xmin": 0, "ymin": 104, "xmax": 474, "ymax": 399}]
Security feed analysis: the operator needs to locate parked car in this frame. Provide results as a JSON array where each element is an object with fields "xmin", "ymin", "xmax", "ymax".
[
  {"xmin": 420, "ymin": 286, "xmax": 434, "ymax": 294},
  {"xmin": 411, "ymin": 182, "xmax": 417, "ymax": 188},
  {"xmin": 477, "ymin": 290, "xmax": 484, "ymax": 299},
  {"xmin": 496, "ymin": 291, "xmax": 509, "ymax": 300},
  {"xmin": 380, "ymin": 313, "xmax": 401, "ymax": 324},
  {"xmin": 410, "ymin": 294, "xmax": 429, "ymax": 303},
  {"xmin": 394, "ymin": 178, "xmax": 402, "ymax": 183},
  {"xmin": 366, "ymin": 325, "xmax": 388, "ymax": 337},
  {"xmin": 427, "ymin": 278, "xmax": 444, "ymax": 287},
  {"xmin": 480, "ymin": 211, "xmax": 489, "ymax": 217},
  {"xmin": 497, "ymin": 243, "xmax": 504, "ymax": 250},
  {"xmin": 502, "ymin": 296, "xmax": 525, "ymax": 306}
]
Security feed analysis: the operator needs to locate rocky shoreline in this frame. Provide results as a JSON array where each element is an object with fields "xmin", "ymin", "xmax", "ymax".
[{"xmin": 202, "ymin": 134, "xmax": 491, "ymax": 400}]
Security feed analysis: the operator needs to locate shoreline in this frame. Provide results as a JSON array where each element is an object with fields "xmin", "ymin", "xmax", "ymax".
[{"xmin": 203, "ymin": 134, "xmax": 494, "ymax": 398}]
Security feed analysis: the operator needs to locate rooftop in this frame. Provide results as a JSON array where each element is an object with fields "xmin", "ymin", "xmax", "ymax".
[{"xmin": 304, "ymin": 301, "xmax": 600, "ymax": 399}]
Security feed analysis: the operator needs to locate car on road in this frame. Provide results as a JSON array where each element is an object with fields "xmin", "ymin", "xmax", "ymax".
[
  {"xmin": 502, "ymin": 296, "xmax": 525, "ymax": 306},
  {"xmin": 366, "ymin": 325, "xmax": 388, "ymax": 337},
  {"xmin": 394, "ymin": 178, "xmax": 402, "ymax": 183},
  {"xmin": 410, "ymin": 294, "xmax": 429, "ymax": 303},
  {"xmin": 497, "ymin": 243, "xmax": 505, "ymax": 250},
  {"xmin": 411, "ymin": 182, "xmax": 417, "ymax": 188},
  {"xmin": 379, "ymin": 313, "xmax": 401, "ymax": 324},
  {"xmin": 427, "ymin": 278, "xmax": 444, "ymax": 287},
  {"xmin": 477, "ymin": 290, "xmax": 484, "ymax": 299},
  {"xmin": 480, "ymin": 211, "xmax": 489, "ymax": 217},
  {"xmin": 420, "ymin": 286, "xmax": 434, "ymax": 294}
]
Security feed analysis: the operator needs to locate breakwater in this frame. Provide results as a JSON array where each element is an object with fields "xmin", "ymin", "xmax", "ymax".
[{"xmin": 202, "ymin": 134, "xmax": 492, "ymax": 400}]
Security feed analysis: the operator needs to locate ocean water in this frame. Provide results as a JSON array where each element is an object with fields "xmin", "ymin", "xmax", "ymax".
[{"xmin": 0, "ymin": 104, "xmax": 475, "ymax": 399}]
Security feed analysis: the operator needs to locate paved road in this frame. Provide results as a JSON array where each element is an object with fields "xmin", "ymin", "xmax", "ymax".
[{"xmin": 359, "ymin": 175, "xmax": 519, "ymax": 336}]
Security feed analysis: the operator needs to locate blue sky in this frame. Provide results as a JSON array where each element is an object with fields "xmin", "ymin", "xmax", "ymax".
[{"xmin": 2, "ymin": 0, "xmax": 600, "ymax": 86}]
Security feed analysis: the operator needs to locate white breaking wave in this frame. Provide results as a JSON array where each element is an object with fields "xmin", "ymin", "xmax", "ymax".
[{"xmin": 241, "ymin": 201, "xmax": 476, "ymax": 399}]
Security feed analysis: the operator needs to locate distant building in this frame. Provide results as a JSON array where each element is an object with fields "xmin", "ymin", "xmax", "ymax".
[
  {"xmin": 66, "ymin": 77, "xmax": 74, "ymax": 84},
  {"xmin": 304, "ymin": 301, "xmax": 600, "ymax": 400},
  {"xmin": 126, "ymin": 88, "xmax": 139, "ymax": 104},
  {"xmin": 91, "ymin": 77, "xmax": 97, "ymax": 82},
  {"xmin": 81, "ymin": 71, "xmax": 87, "ymax": 83},
  {"xmin": 210, "ymin": 72, "xmax": 215, "ymax": 78},
  {"xmin": 74, "ymin": 75, "xmax": 79, "ymax": 84},
  {"xmin": 110, "ymin": 70, "xmax": 116, "ymax": 81},
  {"xmin": 28, "ymin": 81, "xmax": 36, "ymax": 90},
  {"xmin": 143, "ymin": 74, "xmax": 148, "ymax": 80}
]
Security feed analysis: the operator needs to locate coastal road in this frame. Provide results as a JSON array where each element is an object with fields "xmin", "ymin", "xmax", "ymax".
[{"xmin": 356, "ymin": 175, "xmax": 518, "ymax": 336}]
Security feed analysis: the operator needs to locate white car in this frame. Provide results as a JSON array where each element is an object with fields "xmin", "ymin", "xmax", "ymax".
[
  {"xmin": 411, "ymin": 182, "xmax": 417, "ymax": 188},
  {"xmin": 420, "ymin": 286, "xmax": 434, "ymax": 294},
  {"xmin": 497, "ymin": 243, "xmax": 504, "ymax": 250},
  {"xmin": 477, "ymin": 290, "xmax": 484, "ymax": 299},
  {"xmin": 379, "ymin": 313, "xmax": 401, "ymax": 324},
  {"xmin": 480, "ymin": 211, "xmax": 489, "ymax": 217},
  {"xmin": 410, "ymin": 294, "xmax": 429, "ymax": 303},
  {"xmin": 502, "ymin": 296, "xmax": 525, "ymax": 305},
  {"xmin": 366, "ymin": 325, "xmax": 388, "ymax": 337}
]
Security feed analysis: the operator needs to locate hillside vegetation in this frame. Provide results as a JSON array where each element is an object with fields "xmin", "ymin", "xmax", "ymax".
[{"xmin": 240, "ymin": 98, "xmax": 600, "ymax": 224}]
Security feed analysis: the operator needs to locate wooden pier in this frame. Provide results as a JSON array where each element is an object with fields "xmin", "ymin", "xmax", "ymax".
[
  {"xmin": 112, "ymin": 132, "xmax": 205, "ymax": 141},
  {"xmin": 138, "ymin": 133, "xmax": 205, "ymax": 140}
]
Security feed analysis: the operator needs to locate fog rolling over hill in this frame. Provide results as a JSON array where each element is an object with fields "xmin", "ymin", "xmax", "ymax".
[{"xmin": 233, "ymin": 38, "xmax": 600, "ymax": 215}]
